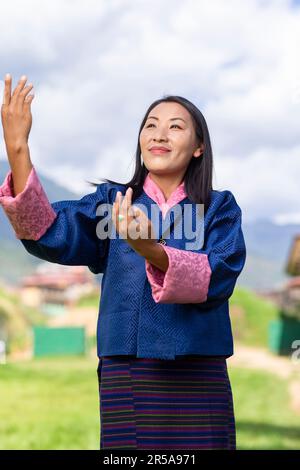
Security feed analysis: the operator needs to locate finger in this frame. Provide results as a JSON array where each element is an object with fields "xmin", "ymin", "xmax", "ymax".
[
  {"xmin": 124, "ymin": 191, "xmax": 132, "ymax": 223},
  {"xmin": 113, "ymin": 192, "xmax": 121, "ymax": 216},
  {"xmin": 112, "ymin": 191, "xmax": 119, "ymax": 214},
  {"xmin": 118, "ymin": 190, "xmax": 128, "ymax": 220},
  {"xmin": 23, "ymin": 93, "xmax": 35, "ymax": 108},
  {"xmin": 126, "ymin": 187, "xmax": 133, "ymax": 208},
  {"xmin": 128, "ymin": 204, "xmax": 137, "ymax": 219},
  {"xmin": 116, "ymin": 191, "xmax": 122, "ymax": 215},
  {"xmin": 130, "ymin": 205, "xmax": 140, "ymax": 220},
  {"xmin": 113, "ymin": 199, "xmax": 121, "ymax": 233},
  {"xmin": 19, "ymin": 83, "xmax": 34, "ymax": 108},
  {"xmin": 114, "ymin": 192, "xmax": 122, "ymax": 224},
  {"xmin": 112, "ymin": 201, "xmax": 117, "ymax": 229},
  {"xmin": 11, "ymin": 75, "xmax": 28, "ymax": 105},
  {"xmin": 114, "ymin": 190, "xmax": 121, "ymax": 204},
  {"xmin": 2, "ymin": 74, "xmax": 12, "ymax": 106},
  {"xmin": 121, "ymin": 187, "xmax": 131, "ymax": 213}
]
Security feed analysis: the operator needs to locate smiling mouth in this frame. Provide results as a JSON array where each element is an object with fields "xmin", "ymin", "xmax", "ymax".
[{"xmin": 149, "ymin": 149, "xmax": 171, "ymax": 154}]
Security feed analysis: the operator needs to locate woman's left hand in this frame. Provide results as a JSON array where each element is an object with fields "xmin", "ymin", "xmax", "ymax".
[{"xmin": 112, "ymin": 187, "xmax": 157, "ymax": 255}]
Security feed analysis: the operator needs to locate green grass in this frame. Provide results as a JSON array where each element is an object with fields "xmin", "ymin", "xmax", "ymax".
[
  {"xmin": 0, "ymin": 356, "xmax": 100, "ymax": 450},
  {"xmin": 228, "ymin": 365, "xmax": 300, "ymax": 450},
  {"xmin": 230, "ymin": 286, "xmax": 279, "ymax": 347},
  {"xmin": 76, "ymin": 292, "xmax": 99, "ymax": 308},
  {"xmin": 0, "ymin": 286, "xmax": 47, "ymax": 354},
  {"xmin": 0, "ymin": 355, "xmax": 299, "ymax": 450}
]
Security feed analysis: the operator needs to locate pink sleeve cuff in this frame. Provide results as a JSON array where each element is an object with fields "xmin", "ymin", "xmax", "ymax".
[
  {"xmin": 0, "ymin": 166, "xmax": 57, "ymax": 240},
  {"xmin": 145, "ymin": 245, "xmax": 212, "ymax": 304}
]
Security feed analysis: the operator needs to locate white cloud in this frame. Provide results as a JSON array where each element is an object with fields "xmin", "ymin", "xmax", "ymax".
[
  {"xmin": 214, "ymin": 144, "xmax": 300, "ymax": 222},
  {"xmin": 0, "ymin": 0, "xmax": 299, "ymax": 222}
]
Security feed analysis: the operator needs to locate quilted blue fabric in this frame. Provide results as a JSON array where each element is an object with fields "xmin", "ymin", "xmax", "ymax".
[{"xmin": 21, "ymin": 183, "xmax": 246, "ymax": 360}]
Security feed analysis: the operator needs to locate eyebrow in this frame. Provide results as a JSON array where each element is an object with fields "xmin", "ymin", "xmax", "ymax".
[{"xmin": 146, "ymin": 115, "xmax": 186, "ymax": 123}]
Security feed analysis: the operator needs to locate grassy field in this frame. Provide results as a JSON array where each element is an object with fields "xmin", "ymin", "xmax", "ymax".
[
  {"xmin": 0, "ymin": 356, "xmax": 100, "ymax": 450},
  {"xmin": 0, "ymin": 355, "xmax": 299, "ymax": 450},
  {"xmin": 230, "ymin": 286, "xmax": 279, "ymax": 347},
  {"xmin": 228, "ymin": 365, "xmax": 300, "ymax": 450}
]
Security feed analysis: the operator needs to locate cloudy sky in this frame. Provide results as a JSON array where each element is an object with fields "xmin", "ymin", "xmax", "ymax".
[{"xmin": 0, "ymin": 0, "xmax": 299, "ymax": 224}]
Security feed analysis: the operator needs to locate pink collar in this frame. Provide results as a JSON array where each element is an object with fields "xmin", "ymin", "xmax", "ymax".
[{"xmin": 143, "ymin": 173, "xmax": 187, "ymax": 218}]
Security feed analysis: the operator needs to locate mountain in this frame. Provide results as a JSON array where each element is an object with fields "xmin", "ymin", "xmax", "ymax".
[
  {"xmin": 0, "ymin": 159, "xmax": 299, "ymax": 290},
  {"xmin": 238, "ymin": 219, "xmax": 300, "ymax": 290},
  {"xmin": 242, "ymin": 218, "xmax": 299, "ymax": 266},
  {"xmin": 0, "ymin": 160, "xmax": 95, "ymax": 285},
  {"xmin": 0, "ymin": 160, "xmax": 81, "ymax": 203}
]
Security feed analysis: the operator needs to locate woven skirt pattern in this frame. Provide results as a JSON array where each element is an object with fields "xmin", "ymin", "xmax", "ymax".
[{"xmin": 97, "ymin": 355, "xmax": 236, "ymax": 450}]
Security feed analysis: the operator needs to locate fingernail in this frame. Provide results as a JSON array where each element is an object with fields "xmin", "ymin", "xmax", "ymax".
[
  {"xmin": 5, "ymin": 73, "xmax": 10, "ymax": 80},
  {"xmin": 20, "ymin": 75, "xmax": 26, "ymax": 80}
]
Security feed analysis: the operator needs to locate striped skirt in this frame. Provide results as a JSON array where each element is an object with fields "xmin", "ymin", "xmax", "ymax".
[{"xmin": 97, "ymin": 355, "xmax": 236, "ymax": 450}]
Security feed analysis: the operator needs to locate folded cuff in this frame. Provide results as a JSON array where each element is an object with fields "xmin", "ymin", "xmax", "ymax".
[
  {"xmin": 145, "ymin": 244, "xmax": 212, "ymax": 304},
  {"xmin": 0, "ymin": 166, "xmax": 57, "ymax": 240}
]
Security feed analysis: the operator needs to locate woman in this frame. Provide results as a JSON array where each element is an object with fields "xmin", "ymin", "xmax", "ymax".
[{"xmin": 0, "ymin": 74, "xmax": 246, "ymax": 450}]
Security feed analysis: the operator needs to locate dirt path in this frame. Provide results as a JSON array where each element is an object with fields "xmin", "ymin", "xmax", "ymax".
[
  {"xmin": 228, "ymin": 343, "xmax": 300, "ymax": 414},
  {"xmin": 228, "ymin": 343, "xmax": 300, "ymax": 379}
]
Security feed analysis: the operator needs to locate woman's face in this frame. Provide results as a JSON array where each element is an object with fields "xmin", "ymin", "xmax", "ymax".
[{"xmin": 139, "ymin": 102, "xmax": 203, "ymax": 177}]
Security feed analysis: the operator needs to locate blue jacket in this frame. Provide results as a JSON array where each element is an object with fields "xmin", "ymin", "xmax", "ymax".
[{"xmin": 21, "ymin": 183, "xmax": 247, "ymax": 360}]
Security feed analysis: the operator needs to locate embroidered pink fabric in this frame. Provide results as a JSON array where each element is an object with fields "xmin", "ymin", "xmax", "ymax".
[
  {"xmin": 0, "ymin": 166, "xmax": 212, "ymax": 303},
  {"xmin": 0, "ymin": 166, "xmax": 57, "ymax": 240},
  {"xmin": 143, "ymin": 172, "xmax": 212, "ymax": 304}
]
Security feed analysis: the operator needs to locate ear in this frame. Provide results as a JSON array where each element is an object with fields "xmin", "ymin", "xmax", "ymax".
[{"xmin": 193, "ymin": 141, "xmax": 205, "ymax": 158}]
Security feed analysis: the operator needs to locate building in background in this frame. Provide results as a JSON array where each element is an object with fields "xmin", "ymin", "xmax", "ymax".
[
  {"xmin": 269, "ymin": 235, "xmax": 300, "ymax": 355},
  {"xmin": 19, "ymin": 263, "xmax": 98, "ymax": 315}
]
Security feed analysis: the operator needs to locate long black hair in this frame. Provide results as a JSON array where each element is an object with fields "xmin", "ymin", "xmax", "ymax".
[{"xmin": 88, "ymin": 95, "xmax": 214, "ymax": 209}]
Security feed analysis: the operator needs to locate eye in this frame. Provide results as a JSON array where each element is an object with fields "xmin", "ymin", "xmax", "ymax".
[{"xmin": 145, "ymin": 123, "xmax": 182, "ymax": 129}]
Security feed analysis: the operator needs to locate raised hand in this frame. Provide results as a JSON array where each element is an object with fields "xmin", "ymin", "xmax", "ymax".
[
  {"xmin": 0, "ymin": 74, "xmax": 34, "ymax": 195},
  {"xmin": 112, "ymin": 187, "xmax": 158, "ymax": 254},
  {"xmin": 1, "ymin": 74, "xmax": 34, "ymax": 153}
]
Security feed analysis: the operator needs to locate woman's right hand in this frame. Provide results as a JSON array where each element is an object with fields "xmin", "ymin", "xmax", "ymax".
[{"xmin": 1, "ymin": 74, "xmax": 35, "ymax": 154}]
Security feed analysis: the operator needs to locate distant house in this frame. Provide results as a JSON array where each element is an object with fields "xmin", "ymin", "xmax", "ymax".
[
  {"xmin": 268, "ymin": 234, "xmax": 300, "ymax": 355},
  {"xmin": 19, "ymin": 263, "xmax": 98, "ymax": 314},
  {"xmin": 286, "ymin": 235, "xmax": 300, "ymax": 276},
  {"xmin": 279, "ymin": 276, "xmax": 300, "ymax": 320},
  {"xmin": 282, "ymin": 235, "xmax": 300, "ymax": 319}
]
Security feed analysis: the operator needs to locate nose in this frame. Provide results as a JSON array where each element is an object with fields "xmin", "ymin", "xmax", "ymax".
[{"xmin": 152, "ymin": 128, "xmax": 168, "ymax": 142}]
